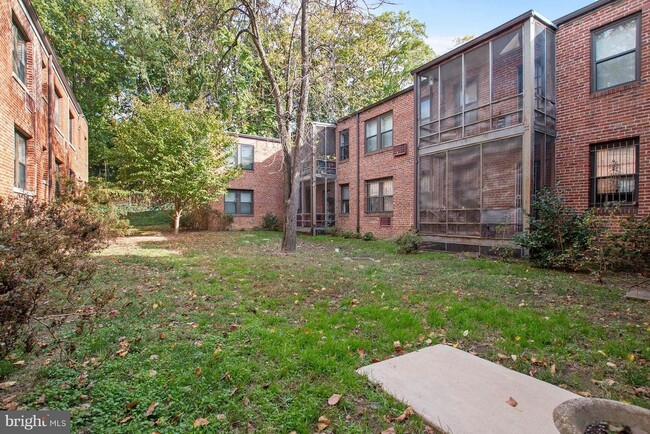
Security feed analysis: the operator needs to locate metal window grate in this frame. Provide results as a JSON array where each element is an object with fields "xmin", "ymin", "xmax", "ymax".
[
  {"xmin": 393, "ymin": 143, "xmax": 407, "ymax": 157},
  {"xmin": 589, "ymin": 138, "xmax": 639, "ymax": 208}
]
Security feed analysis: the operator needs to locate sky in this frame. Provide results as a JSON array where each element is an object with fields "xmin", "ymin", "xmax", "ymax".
[{"xmin": 377, "ymin": 0, "xmax": 595, "ymax": 54}]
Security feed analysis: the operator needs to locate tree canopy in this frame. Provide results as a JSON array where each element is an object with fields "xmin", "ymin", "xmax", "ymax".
[{"xmin": 111, "ymin": 95, "xmax": 239, "ymax": 233}]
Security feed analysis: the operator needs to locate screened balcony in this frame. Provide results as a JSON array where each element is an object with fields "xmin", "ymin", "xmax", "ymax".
[{"xmin": 415, "ymin": 12, "xmax": 556, "ymax": 243}]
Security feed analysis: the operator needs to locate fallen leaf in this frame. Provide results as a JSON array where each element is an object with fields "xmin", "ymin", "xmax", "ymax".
[
  {"xmin": 229, "ymin": 387, "xmax": 238, "ymax": 397},
  {"xmin": 149, "ymin": 370, "xmax": 157, "ymax": 377},
  {"xmin": 145, "ymin": 402, "xmax": 159, "ymax": 417},
  {"xmin": 357, "ymin": 348, "xmax": 367, "ymax": 359},
  {"xmin": 425, "ymin": 339, "xmax": 432, "ymax": 345},
  {"xmin": 168, "ymin": 414, "xmax": 181, "ymax": 424},
  {"xmin": 13, "ymin": 360, "xmax": 25, "ymax": 366},
  {"xmin": 120, "ymin": 416, "xmax": 133, "ymax": 424},
  {"xmin": 462, "ymin": 330, "xmax": 469, "ymax": 337},
  {"xmin": 216, "ymin": 414, "xmax": 226, "ymax": 421},
  {"xmin": 395, "ymin": 406, "xmax": 414, "ymax": 422},
  {"xmin": 149, "ymin": 355, "xmax": 159, "ymax": 361},
  {"xmin": 515, "ymin": 336, "xmax": 521, "ymax": 341},
  {"xmin": 36, "ymin": 394, "xmax": 45, "ymax": 405},
  {"xmin": 381, "ymin": 428, "xmax": 396, "ymax": 434},
  {"xmin": 126, "ymin": 401, "xmax": 139, "ymax": 410},
  {"xmin": 506, "ymin": 396, "xmax": 518, "ymax": 407},
  {"xmin": 193, "ymin": 417, "xmax": 209, "ymax": 427},
  {"xmin": 159, "ymin": 332, "xmax": 166, "ymax": 340},
  {"xmin": 550, "ymin": 364, "xmax": 556, "ymax": 376},
  {"xmin": 0, "ymin": 381, "xmax": 17, "ymax": 390},
  {"xmin": 328, "ymin": 394, "xmax": 341, "ymax": 406},
  {"xmin": 393, "ymin": 341, "xmax": 402, "ymax": 352},
  {"xmin": 194, "ymin": 367, "xmax": 202, "ymax": 377},
  {"xmin": 627, "ymin": 354, "xmax": 635, "ymax": 362},
  {"xmin": 220, "ymin": 372, "xmax": 231, "ymax": 381},
  {"xmin": 578, "ymin": 391, "xmax": 592, "ymax": 397},
  {"xmin": 511, "ymin": 355, "xmax": 517, "ymax": 362},
  {"xmin": 634, "ymin": 387, "xmax": 650, "ymax": 398},
  {"xmin": 497, "ymin": 353, "xmax": 509, "ymax": 360},
  {"xmin": 606, "ymin": 362, "xmax": 617, "ymax": 369},
  {"xmin": 317, "ymin": 415, "xmax": 330, "ymax": 431}
]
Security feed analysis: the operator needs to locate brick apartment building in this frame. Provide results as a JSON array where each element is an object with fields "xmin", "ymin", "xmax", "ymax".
[
  {"xmin": 215, "ymin": 134, "xmax": 285, "ymax": 230},
  {"xmin": 335, "ymin": 88, "xmax": 415, "ymax": 238},
  {"xmin": 555, "ymin": 0, "xmax": 650, "ymax": 218},
  {"xmin": 0, "ymin": 0, "xmax": 88, "ymax": 202}
]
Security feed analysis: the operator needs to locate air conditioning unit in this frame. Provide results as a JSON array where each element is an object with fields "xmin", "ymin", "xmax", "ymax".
[{"xmin": 393, "ymin": 143, "xmax": 407, "ymax": 157}]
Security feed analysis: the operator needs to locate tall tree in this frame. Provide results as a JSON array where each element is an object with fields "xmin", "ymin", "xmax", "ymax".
[{"xmin": 111, "ymin": 95, "xmax": 239, "ymax": 233}]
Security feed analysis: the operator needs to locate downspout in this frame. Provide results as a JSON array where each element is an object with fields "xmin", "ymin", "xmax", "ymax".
[
  {"xmin": 413, "ymin": 73, "xmax": 418, "ymax": 231},
  {"xmin": 355, "ymin": 112, "xmax": 360, "ymax": 234},
  {"xmin": 47, "ymin": 54, "xmax": 54, "ymax": 202}
]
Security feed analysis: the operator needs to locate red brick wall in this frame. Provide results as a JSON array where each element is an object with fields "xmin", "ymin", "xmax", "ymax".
[
  {"xmin": 213, "ymin": 135, "xmax": 285, "ymax": 230},
  {"xmin": 0, "ymin": 0, "xmax": 88, "ymax": 202},
  {"xmin": 555, "ymin": 0, "xmax": 650, "ymax": 217},
  {"xmin": 336, "ymin": 90, "xmax": 415, "ymax": 238}
]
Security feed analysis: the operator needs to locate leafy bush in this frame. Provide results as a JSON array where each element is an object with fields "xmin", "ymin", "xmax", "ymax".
[
  {"xmin": 514, "ymin": 188, "xmax": 590, "ymax": 269},
  {"xmin": 209, "ymin": 210, "xmax": 234, "ymax": 231},
  {"xmin": 341, "ymin": 231, "xmax": 358, "ymax": 239},
  {"xmin": 362, "ymin": 232, "xmax": 376, "ymax": 241},
  {"xmin": 516, "ymin": 188, "xmax": 650, "ymax": 279},
  {"xmin": 395, "ymin": 229, "xmax": 421, "ymax": 254},
  {"xmin": 180, "ymin": 206, "xmax": 210, "ymax": 230},
  {"xmin": 0, "ymin": 196, "xmax": 115, "ymax": 360},
  {"xmin": 261, "ymin": 213, "xmax": 282, "ymax": 231},
  {"xmin": 324, "ymin": 226, "xmax": 340, "ymax": 237}
]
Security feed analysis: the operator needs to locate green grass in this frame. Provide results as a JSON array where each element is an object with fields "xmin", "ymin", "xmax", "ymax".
[
  {"xmin": 6, "ymin": 231, "xmax": 650, "ymax": 433},
  {"xmin": 126, "ymin": 210, "xmax": 172, "ymax": 232}
]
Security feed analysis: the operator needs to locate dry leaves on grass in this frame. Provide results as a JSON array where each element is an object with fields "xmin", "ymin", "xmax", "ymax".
[
  {"xmin": 145, "ymin": 402, "xmax": 158, "ymax": 417},
  {"xmin": 387, "ymin": 406, "xmax": 414, "ymax": 423},
  {"xmin": 0, "ymin": 381, "xmax": 17, "ymax": 390},
  {"xmin": 193, "ymin": 417, "xmax": 209, "ymax": 427},
  {"xmin": 116, "ymin": 340, "xmax": 130, "ymax": 357},
  {"xmin": 317, "ymin": 415, "xmax": 330, "ymax": 431},
  {"xmin": 327, "ymin": 394, "xmax": 341, "ymax": 406}
]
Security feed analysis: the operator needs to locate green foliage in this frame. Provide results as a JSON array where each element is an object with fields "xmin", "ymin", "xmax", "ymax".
[
  {"xmin": 261, "ymin": 213, "xmax": 282, "ymax": 231},
  {"xmin": 362, "ymin": 232, "xmax": 376, "ymax": 241},
  {"xmin": 515, "ymin": 188, "xmax": 590, "ymax": 269},
  {"xmin": 210, "ymin": 210, "xmax": 234, "ymax": 232},
  {"xmin": 516, "ymin": 189, "xmax": 650, "ymax": 279},
  {"xmin": 395, "ymin": 228, "xmax": 421, "ymax": 254},
  {"xmin": 0, "ymin": 196, "xmax": 115, "ymax": 360},
  {"xmin": 341, "ymin": 231, "xmax": 360, "ymax": 239},
  {"xmin": 179, "ymin": 207, "xmax": 210, "ymax": 231},
  {"xmin": 111, "ymin": 94, "xmax": 239, "ymax": 232}
]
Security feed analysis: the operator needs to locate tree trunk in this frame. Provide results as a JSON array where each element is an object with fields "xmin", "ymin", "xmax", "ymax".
[
  {"xmin": 281, "ymin": 156, "xmax": 301, "ymax": 251},
  {"xmin": 173, "ymin": 209, "xmax": 182, "ymax": 235}
]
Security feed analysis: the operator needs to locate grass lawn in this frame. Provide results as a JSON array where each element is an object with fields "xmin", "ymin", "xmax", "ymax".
[{"xmin": 2, "ymin": 230, "xmax": 649, "ymax": 433}]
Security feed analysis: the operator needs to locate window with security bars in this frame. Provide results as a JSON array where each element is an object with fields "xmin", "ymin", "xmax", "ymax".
[
  {"xmin": 14, "ymin": 130, "xmax": 27, "ymax": 190},
  {"xmin": 12, "ymin": 22, "xmax": 26, "ymax": 84},
  {"xmin": 366, "ymin": 178, "xmax": 393, "ymax": 213},
  {"xmin": 592, "ymin": 14, "xmax": 640, "ymax": 91},
  {"xmin": 590, "ymin": 139, "xmax": 638, "ymax": 207},
  {"xmin": 340, "ymin": 184, "xmax": 350, "ymax": 214},
  {"xmin": 225, "ymin": 190, "xmax": 253, "ymax": 215}
]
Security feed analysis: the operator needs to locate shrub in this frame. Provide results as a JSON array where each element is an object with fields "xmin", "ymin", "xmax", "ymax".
[
  {"xmin": 395, "ymin": 229, "xmax": 421, "ymax": 254},
  {"xmin": 362, "ymin": 232, "xmax": 376, "ymax": 241},
  {"xmin": 209, "ymin": 210, "xmax": 234, "ymax": 231},
  {"xmin": 514, "ymin": 188, "xmax": 590, "ymax": 269},
  {"xmin": 0, "ymin": 196, "xmax": 115, "ymax": 360},
  {"xmin": 618, "ymin": 214, "xmax": 650, "ymax": 274},
  {"xmin": 261, "ymin": 213, "xmax": 282, "ymax": 231},
  {"xmin": 180, "ymin": 206, "xmax": 210, "ymax": 230}
]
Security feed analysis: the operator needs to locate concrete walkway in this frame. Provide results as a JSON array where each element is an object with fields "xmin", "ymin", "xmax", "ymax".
[{"xmin": 357, "ymin": 345, "xmax": 578, "ymax": 434}]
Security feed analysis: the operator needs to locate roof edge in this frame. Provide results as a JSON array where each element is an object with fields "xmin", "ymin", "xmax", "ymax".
[
  {"xmin": 228, "ymin": 132, "xmax": 281, "ymax": 143},
  {"xmin": 554, "ymin": 0, "xmax": 618, "ymax": 26},
  {"xmin": 22, "ymin": 0, "xmax": 84, "ymax": 117},
  {"xmin": 412, "ymin": 9, "xmax": 557, "ymax": 75},
  {"xmin": 336, "ymin": 86, "xmax": 414, "ymax": 124}
]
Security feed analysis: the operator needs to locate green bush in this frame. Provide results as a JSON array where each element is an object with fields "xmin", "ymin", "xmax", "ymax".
[
  {"xmin": 362, "ymin": 232, "xmax": 376, "ymax": 241},
  {"xmin": 514, "ymin": 188, "xmax": 590, "ymax": 269},
  {"xmin": 341, "ymin": 231, "xmax": 358, "ymax": 239},
  {"xmin": 395, "ymin": 229, "xmax": 421, "ymax": 254},
  {"xmin": 0, "ymin": 196, "xmax": 115, "ymax": 360},
  {"xmin": 180, "ymin": 206, "xmax": 210, "ymax": 230},
  {"xmin": 261, "ymin": 213, "xmax": 282, "ymax": 231},
  {"xmin": 515, "ymin": 188, "xmax": 650, "ymax": 279}
]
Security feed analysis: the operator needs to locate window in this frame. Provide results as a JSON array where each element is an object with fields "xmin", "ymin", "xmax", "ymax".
[
  {"xmin": 225, "ymin": 189, "xmax": 253, "ymax": 215},
  {"xmin": 68, "ymin": 112, "xmax": 74, "ymax": 143},
  {"xmin": 340, "ymin": 184, "xmax": 350, "ymax": 214},
  {"xmin": 592, "ymin": 15, "xmax": 640, "ymax": 91},
  {"xmin": 14, "ymin": 130, "xmax": 27, "ymax": 190},
  {"xmin": 590, "ymin": 138, "xmax": 638, "ymax": 207},
  {"xmin": 339, "ymin": 130, "xmax": 349, "ymax": 161},
  {"xmin": 54, "ymin": 90, "xmax": 61, "ymax": 128},
  {"xmin": 365, "ymin": 112, "xmax": 393, "ymax": 152},
  {"xmin": 227, "ymin": 144, "xmax": 254, "ymax": 170},
  {"xmin": 366, "ymin": 178, "xmax": 393, "ymax": 213},
  {"xmin": 12, "ymin": 21, "xmax": 26, "ymax": 83}
]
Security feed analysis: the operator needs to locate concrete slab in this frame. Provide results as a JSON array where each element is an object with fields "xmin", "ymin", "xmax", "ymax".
[
  {"xmin": 625, "ymin": 289, "xmax": 650, "ymax": 301},
  {"xmin": 357, "ymin": 345, "xmax": 578, "ymax": 434}
]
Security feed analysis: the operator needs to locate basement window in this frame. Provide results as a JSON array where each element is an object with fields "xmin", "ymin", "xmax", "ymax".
[{"xmin": 590, "ymin": 138, "xmax": 638, "ymax": 207}]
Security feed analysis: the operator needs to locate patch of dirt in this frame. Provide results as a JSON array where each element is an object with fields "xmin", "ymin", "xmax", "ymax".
[{"xmin": 97, "ymin": 233, "xmax": 180, "ymax": 257}]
